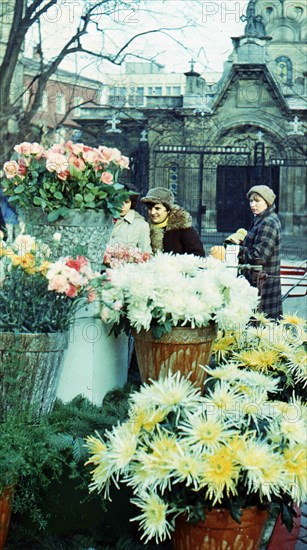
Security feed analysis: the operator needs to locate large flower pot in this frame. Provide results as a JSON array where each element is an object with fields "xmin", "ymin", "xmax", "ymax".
[
  {"xmin": 21, "ymin": 208, "xmax": 112, "ymax": 271},
  {"xmin": 20, "ymin": 208, "xmax": 128, "ymax": 404},
  {"xmin": 0, "ymin": 485, "xmax": 14, "ymax": 550},
  {"xmin": 0, "ymin": 332, "xmax": 68, "ymax": 418},
  {"xmin": 132, "ymin": 324, "xmax": 217, "ymax": 390},
  {"xmin": 172, "ymin": 506, "xmax": 269, "ymax": 550}
]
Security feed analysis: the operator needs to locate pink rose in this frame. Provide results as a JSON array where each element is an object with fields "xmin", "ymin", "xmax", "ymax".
[
  {"xmin": 45, "ymin": 152, "xmax": 68, "ymax": 173},
  {"xmin": 100, "ymin": 171, "xmax": 113, "ymax": 184},
  {"xmin": 83, "ymin": 149, "xmax": 101, "ymax": 164},
  {"xmin": 98, "ymin": 146, "xmax": 121, "ymax": 164},
  {"xmin": 30, "ymin": 142, "xmax": 45, "ymax": 158},
  {"xmin": 118, "ymin": 155, "xmax": 130, "ymax": 169},
  {"xmin": 68, "ymin": 154, "xmax": 86, "ymax": 171},
  {"xmin": 3, "ymin": 160, "xmax": 19, "ymax": 179},
  {"xmin": 14, "ymin": 142, "xmax": 32, "ymax": 156},
  {"xmin": 58, "ymin": 169, "xmax": 70, "ymax": 181},
  {"xmin": 18, "ymin": 158, "xmax": 28, "ymax": 177},
  {"xmin": 48, "ymin": 143, "xmax": 65, "ymax": 154}
]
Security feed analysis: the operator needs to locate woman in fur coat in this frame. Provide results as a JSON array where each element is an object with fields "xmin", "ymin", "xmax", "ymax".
[{"xmin": 141, "ymin": 187, "xmax": 205, "ymax": 257}]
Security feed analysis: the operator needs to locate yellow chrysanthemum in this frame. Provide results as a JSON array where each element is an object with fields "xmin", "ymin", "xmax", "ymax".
[
  {"xmin": 37, "ymin": 260, "xmax": 51, "ymax": 274},
  {"xmin": 201, "ymin": 447, "xmax": 239, "ymax": 504},
  {"xmin": 19, "ymin": 252, "xmax": 36, "ymax": 270},
  {"xmin": 179, "ymin": 415, "xmax": 235, "ymax": 453},
  {"xmin": 150, "ymin": 433, "xmax": 179, "ymax": 459},
  {"xmin": 171, "ymin": 451, "xmax": 204, "ymax": 487},
  {"xmin": 85, "ymin": 433, "xmax": 107, "ymax": 465},
  {"xmin": 129, "ymin": 448, "xmax": 173, "ymax": 492},
  {"xmin": 281, "ymin": 314, "xmax": 306, "ymax": 327},
  {"xmin": 225, "ymin": 434, "xmax": 247, "ymax": 459},
  {"xmin": 283, "ymin": 445, "xmax": 307, "ymax": 502},
  {"xmin": 252, "ymin": 311, "xmax": 271, "ymax": 325},
  {"xmin": 106, "ymin": 423, "xmax": 138, "ymax": 471},
  {"xmin": 10, "ymin": 253, "xmax": 21, "ymax": 266},
  {"xmin": 129, "ymin": 406, "xmax": 167, "ymax": 434},
  {"xmin": 131, "ymin": 492, "xmax": 173, "ymax": 543},
  {"xmin": 212, "ymin": 333, "xmax": 236, "ymax": 361},
  {"xmin": 234, "ymin": 348, "xmax": 281, "ymax": 372}
]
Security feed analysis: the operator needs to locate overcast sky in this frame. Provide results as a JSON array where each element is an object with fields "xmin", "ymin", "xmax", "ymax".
[{"xmin": 26, "ymin": 1, "xmax": 248, "ymax": 79}]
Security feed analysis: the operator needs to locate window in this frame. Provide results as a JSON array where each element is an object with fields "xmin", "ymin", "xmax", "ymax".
[
  {"xmin": 72, "ymin": 96, "xmax": 83, "ymax": 117},
  {"xmin": 275, "ymin": 56, "xmax": 293, "ymax": 85},
  {"xmin": 148, "ymin": 86, "xmax": 162, "ymax": 96},
  {"xmin": 56, "ymin": 93, "xmax": 66, "ymax": 114},
  {"xmin": 172, "ymin": 86, "xmax": 181, "ymax": 96},
  {"xmin": 39, "ymin": 91, "xmax": 48, "ymax": 111},
  {"xmin": 127, "ymin": 87, "xmax": 144, "ymax": 107},
  {"xmin": 108, "ymin": 86, "xmax": 126, "ymax": 107}
]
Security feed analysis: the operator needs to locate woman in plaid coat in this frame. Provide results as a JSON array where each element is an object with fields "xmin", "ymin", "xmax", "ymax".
[{"xmin": 238, "ymin": 185, "xmax": 282, "ymax": 320}]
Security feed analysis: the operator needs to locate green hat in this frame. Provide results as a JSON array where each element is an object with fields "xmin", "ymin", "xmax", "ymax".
[{"xmin": 141, "ymin": 187, "xmax": 175, "ymax": 210}]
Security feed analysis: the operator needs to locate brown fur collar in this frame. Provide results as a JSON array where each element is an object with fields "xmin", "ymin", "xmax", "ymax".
[{"xmin": 149, "ymin": 206, "xmax": 192, "ymax": 253}]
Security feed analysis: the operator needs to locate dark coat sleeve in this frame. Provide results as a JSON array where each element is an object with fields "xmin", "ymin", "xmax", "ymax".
[
  {"xmin": 180, "ymin": 228, "xmax": 206, "ymax": 257},
  {"xmin": 239, "ymin": 217, "xmax": 279, "ymax": 267}
]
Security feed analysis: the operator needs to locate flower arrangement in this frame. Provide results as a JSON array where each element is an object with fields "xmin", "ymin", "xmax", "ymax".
[
  {"xmin": 1, "ymin": 141, "xmax": 130, "ymax": 221},
  {"xmin": 85, "ymin": 370, "xmax": 307, "ymax": 543},
  {"xmin": 96, "ymin": 253, "xmax": 259, "ymax": 337},
  {"xmin": 210, "ymin": 314, "xmax": 307, "ymax": 402},
  {"xmin": 0, "ymin": 232, "xmax": 98, "ymax": 332},
  {"xmin": 103, "ymin": 244, "xmax": 152, "ymax": 269}
]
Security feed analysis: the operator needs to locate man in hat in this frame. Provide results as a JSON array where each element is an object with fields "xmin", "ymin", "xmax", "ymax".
[
  {"xmin": 141, "ymin": 187, "xmax": 205, "ymax": 256},
  {"xmin": 238, "ymin": 185, "xmax": 282, "ymax": 319}
]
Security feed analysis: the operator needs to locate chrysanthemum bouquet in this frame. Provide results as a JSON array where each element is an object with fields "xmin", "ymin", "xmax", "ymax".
[
  {"xmin": 97, "ymin": 253, "xmax": 259, "ymax": 337},
  {"xmin": 210, "ymin": 314, "xmax": 307, "ymax": 402},
  {"xmin": 85, "ymin": 371, "xmax": 307, "ymax": 543},
  {"xmin": 1, "ymin": 141, "xmax": 130, "ymax": 221},
  {"xmin": 0, "ymin": 232, "xmax": 99, "ymax": 332},
  {"xmin": 103, "ymin": 244, "xmax": 152, "ymax": 269}
]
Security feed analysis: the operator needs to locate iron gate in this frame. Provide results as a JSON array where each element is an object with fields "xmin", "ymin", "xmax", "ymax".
[{"xmin": 151, "ymin": 145, "xmax": 267, "ymax": 239}]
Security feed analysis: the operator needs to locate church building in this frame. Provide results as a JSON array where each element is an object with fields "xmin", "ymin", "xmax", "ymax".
[{"xmin": 77, "ymin": 0, "xmax": 306, "ymax": 240}]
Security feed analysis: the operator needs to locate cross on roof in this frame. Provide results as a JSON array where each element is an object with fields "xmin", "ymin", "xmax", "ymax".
[{"xmin": 189, "ymin": 58, "xmax": 196, "ymax": 72}]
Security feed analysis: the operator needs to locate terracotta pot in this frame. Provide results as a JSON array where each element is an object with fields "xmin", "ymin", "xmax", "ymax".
[
  {"xmin": 132, "ymin": 323, "xmax": 217, "ymax": 390},
  {"xmin": 0, "ymin": 332, "xmax": 68, "ymax": 418},
  {"xmin": 172, "ymin": 506, "xmax": 269, "ymax": 550},
  {"xmin": 0, "ymin": 485, "xmax": 14, "ymax": 550}
]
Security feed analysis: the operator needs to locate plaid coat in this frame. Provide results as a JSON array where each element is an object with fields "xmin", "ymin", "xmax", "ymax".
[{"xmin": 238, "ymin": 205, "xmax": 282, "ymax": 319}]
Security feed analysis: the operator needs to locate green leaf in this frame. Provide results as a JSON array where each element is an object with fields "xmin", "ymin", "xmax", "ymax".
[
  {"xmin": 47, "ymin": 210, "xmax": 62, "ymax": 222},
  {"xmin": 14, "ymin": 184, "xmax": 25, "ymax": 193},
  {"xmin": 75, "ymin": 194, "xmax": 83, "ymax": 202},
  {"xmin": 54, "ymin": 191, "xmax": 63, "ymax": 200},
  {"xmin": 84, "ymin": 193, "xmax": 95, "ymax": 203}
]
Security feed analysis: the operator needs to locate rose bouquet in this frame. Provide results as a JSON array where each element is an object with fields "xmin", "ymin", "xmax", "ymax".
[
  {"xmin": 96, "ymin": 253, "xmax": 259, "ymax": 337},
  {"xmin": 0, "ymin": 232, "xmax": 99, "ymax": 332},
  {"xmin": 1, "ymin": 141, "xmax": 130, "ymax": 221},
  {"xmin": 85, "ymin": 371, "xmax": 307, "ymax": 544}
]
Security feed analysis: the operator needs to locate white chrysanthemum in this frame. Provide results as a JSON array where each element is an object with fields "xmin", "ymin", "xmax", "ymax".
[
  {"xmin": 238, "ymin": 439, "xmax": 286, "ymax": 500},
  {"xmin": 178, "ymin": 413, "xmax": 236, "ymax": 454},
  {"xmin": 105, "ymin": 423, "xmax": 139, "ymax": 475},
  {"xmin": 131, "ymin": 491, "xmax": 175, "ymax": 543},
  {"xmin": 130, "ymin": 371, "xmax": 202, "ymax": 412}
]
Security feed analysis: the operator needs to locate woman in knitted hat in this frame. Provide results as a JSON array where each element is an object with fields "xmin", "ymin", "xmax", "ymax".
[
  {"xmin": 141, "ymin": 187, "xmax": 205, "ymax": 256},
  {"xmin": 238, "ymin": 185, "xmax": 282, "ymax": 319}
]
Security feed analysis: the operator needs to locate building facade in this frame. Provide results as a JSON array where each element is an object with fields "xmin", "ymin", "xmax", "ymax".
[{"xmin": 77, "ymin": 0, "xmax": 306, "ymax": 238}]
